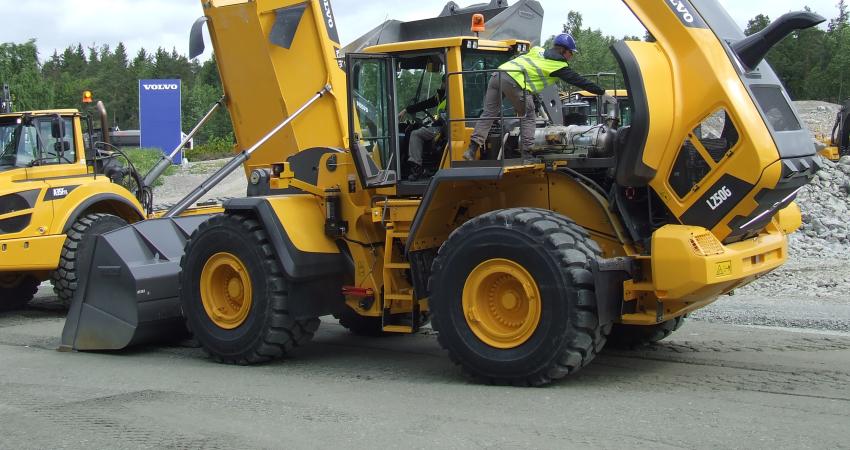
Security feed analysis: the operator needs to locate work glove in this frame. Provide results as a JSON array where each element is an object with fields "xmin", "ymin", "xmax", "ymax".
[{"xmin": 599, "ymin": 94, "xmax": 618, "ymax": 121}]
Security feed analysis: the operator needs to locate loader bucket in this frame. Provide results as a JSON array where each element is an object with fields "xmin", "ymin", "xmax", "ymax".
[{"xmin": 60, "ymin": 215, "xmax": 213, "ymax": 351}]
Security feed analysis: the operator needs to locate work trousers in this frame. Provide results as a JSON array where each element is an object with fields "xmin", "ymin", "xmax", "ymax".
[
  {"xmin": 470, "ymin": 73, "xmax": 536, "ymax": 153},
  {"xmin": 408, "ymin": 126, "xmax": 440, "ymax": 165}
]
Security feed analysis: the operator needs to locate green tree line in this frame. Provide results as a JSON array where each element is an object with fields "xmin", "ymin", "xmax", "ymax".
[
  {"xmin": 0, "ymin": 41, "xmax": 232, "ymax": 146},
  {"xmin": 2, "ymin": 1, "xmax": 850, "ymax": 142},
  {"xmin": 548, "ymin": 2, "xmax": 850, "ymax": 103}
]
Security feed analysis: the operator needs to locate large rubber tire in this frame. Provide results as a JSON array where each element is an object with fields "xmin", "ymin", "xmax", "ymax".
[
  {"xmin": 0, "ymin": 273, "xmax": 40, "ymax": 311},
  {"xmin": 179, "ymin": 213, "xmax": 320, "ymax": 365},
  {"xmin": 429, "ymin": 207, "xmax": 608, "ymax": 386},
  {"xmin": 51, "ymin": 213, "xmax": 128, "ymax": 305},
  {"xmin": 606, "ymin": 316, "xmax": 686, "ymax": 349}
]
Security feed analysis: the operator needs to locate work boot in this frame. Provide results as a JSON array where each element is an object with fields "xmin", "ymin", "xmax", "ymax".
[
  {"xmin": 408, "ymin": 162, "xmax": 424, "ymax": 181},
  {"xmin": 463, "ymin": 142, "xmax": 480, "ymax": 161}
]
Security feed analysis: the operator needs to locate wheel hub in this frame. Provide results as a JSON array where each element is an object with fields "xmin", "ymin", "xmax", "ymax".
[
  {"xmin": 462, "ymin": 259, "xmax": 541, "ymax": 349},
  {"xmin": 200, "ymin": 252, "xmax": 253, "ymax": 330}
]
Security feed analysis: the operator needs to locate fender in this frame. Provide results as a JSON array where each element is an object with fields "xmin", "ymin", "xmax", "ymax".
[
  {"xmin": 223, "ymin": 196, "xmax": 345, "ymax": 280},
  {"xmin": 62, "ymin": 193, "xmax": 145, "ymax": 233},
  {"xmin": 224, "ymin": 195, "xmax": 346, "ymax": 319}
]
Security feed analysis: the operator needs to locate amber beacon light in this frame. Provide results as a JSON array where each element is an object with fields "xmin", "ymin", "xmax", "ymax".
[{"xmin": 471, "ymin": 13, "xmax": 485, "ymax": 35}]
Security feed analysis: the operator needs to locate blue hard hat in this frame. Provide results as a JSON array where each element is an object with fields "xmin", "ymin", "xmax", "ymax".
[{"xmin": 554, "ymin": 33, "xmax": 578, "ymax": 53}]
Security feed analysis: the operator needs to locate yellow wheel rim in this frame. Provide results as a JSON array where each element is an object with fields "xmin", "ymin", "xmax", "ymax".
[
  {"xmin": 462, "ymin": 258, "xmax": 542, "ymax": 349},
  {"xmin": 200, "ymin": 252, "xmax": 253, "ymax": 330}
]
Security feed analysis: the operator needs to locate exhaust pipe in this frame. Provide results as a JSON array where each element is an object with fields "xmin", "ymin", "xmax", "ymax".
[
  {"xmin": 732, "ymin": 11, "xmax": 825, "ymax": 72},
  {"xmin": 96, "ymin": 100, "xmax": 110, "ymax": 146}
]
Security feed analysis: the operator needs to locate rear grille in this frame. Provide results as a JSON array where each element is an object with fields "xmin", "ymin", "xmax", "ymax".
[{"xmin": 689, "ymin": 231, "xmax": 725, "ymax": 256}]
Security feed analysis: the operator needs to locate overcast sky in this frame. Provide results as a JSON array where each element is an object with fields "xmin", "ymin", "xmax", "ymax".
[{"xmin": 0, "ymin": 0, "xmax": 842, "ymax": 60}]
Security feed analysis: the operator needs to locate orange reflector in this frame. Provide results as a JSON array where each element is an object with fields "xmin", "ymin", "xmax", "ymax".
[{"xmin": 471, "ymin": 14, "xmax": 485, "ymax": 33}]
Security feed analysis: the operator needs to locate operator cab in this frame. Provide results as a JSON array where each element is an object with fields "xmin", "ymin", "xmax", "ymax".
[
  {"xmin": 347, "ymin": 37, "xmax": 527, "ymax": 196},
  {"xmin": 0, "ymin": 113, "xmax": 76, "ymax": 171}
]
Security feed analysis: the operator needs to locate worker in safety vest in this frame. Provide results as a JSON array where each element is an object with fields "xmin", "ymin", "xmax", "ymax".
[
  {"xmin": 464, "ymin": 33, "xmax": 612, "ymax": 160},
  {"xmin": 399, "ymin": 75, "xmax": 447, "ymax": 181}
]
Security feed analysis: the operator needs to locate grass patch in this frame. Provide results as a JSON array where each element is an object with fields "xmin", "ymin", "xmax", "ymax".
[
  {"xmin": 122, "ymin": 148, "xmax": 177, "ymax": 186},
  {"xmin": 185, "ymin": 135, "xmax": 235, "ymax": 162}
]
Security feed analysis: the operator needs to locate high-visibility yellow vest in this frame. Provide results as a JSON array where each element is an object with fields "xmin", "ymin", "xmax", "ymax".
[
  {"xmin": 500, "ymin": 46, "xmax": 568, "ymax": 93},
  {"xmin": 434, "ymin": 98, "xmax": 446, "ymax": 119}
]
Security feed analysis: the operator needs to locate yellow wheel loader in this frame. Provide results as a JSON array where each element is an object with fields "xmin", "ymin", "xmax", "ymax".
[
  {"xmin": 0, "ymin": 92, "xmax": 225, "ymax": 310},
  {"xmin": 817, "ymin": 99, "xmax": 850, "ymax": 161},
  {"xmin": 63, "ymin": 0, "xmax": 821, "ymax": 386}
]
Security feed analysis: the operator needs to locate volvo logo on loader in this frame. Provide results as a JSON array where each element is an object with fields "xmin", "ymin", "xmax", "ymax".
[
  {"xmin": 323, "ymin": 0, "xmax": 334, "ymax": 28},
  {"xmin": 668, "ymin": 0, "xmax": 694, "ymax": 23},
  {"xmin": 665, "ymin": 0, "xmax": 706, "ymax": 28},
  {"xmin": 321, "ymin": 0, "xmax": 340, "ymax": 43}
]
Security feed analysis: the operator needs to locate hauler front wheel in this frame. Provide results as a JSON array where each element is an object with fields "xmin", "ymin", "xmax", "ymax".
[
  {"xmin": 429, "ymin": 208, "xmax": 608, "ymax": 386},
  {"xmin": 0, "ymin": 273, "xmax": 40, "ymax": 311},
  {"xmin": 51, "ymin": 213, "xmax": 128, "ymax": 306},
  {"xmin": 179, "ymin": 213, "xmax": 319, "ymax": 365}
]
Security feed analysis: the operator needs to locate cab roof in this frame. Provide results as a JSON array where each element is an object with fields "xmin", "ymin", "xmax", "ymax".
[
  {"xmin": 0, "ymin": 109, "xmax": 80, "ymax": 118},
  {"xmin": 365, "ymin": 36, "xmax": 529, "ymax": 54}
]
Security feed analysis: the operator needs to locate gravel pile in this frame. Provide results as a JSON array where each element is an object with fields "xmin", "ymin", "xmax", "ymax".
[
  {"xmin": 792, "ymin": 156, "xmax": 850, "ymax": 255},
  {"xmin": 731, "ymin": 102, "xmax": 850, "ymax": 300}
]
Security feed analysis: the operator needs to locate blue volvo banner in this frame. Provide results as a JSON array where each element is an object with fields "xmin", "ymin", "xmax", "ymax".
[{"xmin": 139, "ymin": 79, "xmax": 182, "ymax": 164}]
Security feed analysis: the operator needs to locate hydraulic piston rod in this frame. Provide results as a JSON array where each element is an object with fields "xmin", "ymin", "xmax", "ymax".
[
  {"xmin": 141, "ymin": 95, "xmax": 226, "ymax": 189},
  {"xmin": 163, "ymin": 85, "xmax": 332, "ymax": 217}
]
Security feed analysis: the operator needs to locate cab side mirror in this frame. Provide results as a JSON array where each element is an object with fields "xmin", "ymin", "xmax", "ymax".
[{"xmin": 51, "ymin": 116, "xmax": 66, "ymax": 139}]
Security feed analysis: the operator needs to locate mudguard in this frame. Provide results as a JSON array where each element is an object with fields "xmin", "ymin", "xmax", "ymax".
[{"xmin": 223, "ymin": 196, "xmax": 345, "ymax": 280}]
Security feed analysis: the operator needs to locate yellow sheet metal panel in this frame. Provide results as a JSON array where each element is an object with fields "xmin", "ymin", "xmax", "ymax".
[
  {"xmin": 265, "ymin": 195, "xmax": 340, "ymax": 253},
  {"xmin": 546, "ymin": 172, "xmax": 627, "ymax": 257},
  {"xmin": 774, "ymin": 202, "xmax": 802, "ymax": 235},
  {"xmin": 651, "ymin": 224, "xmax": 786, "ymax": 300},
  {"xmin": 203, "ymin": 0, "xmax": 349, "ymax": 175},
  {"xmin": 620, "ymin": 41, "xmax": 674, "ymax": 173},
  {"xmin": 47, "ymin": 177, "xmax": 144, "ymax": 235},
  {"xmin": 623, "ymin": 0, "xmax": 785, "ymax": 242},
  {"xmin": 0, "ymin": 235, "xmax": 66, "ymax": 271}
]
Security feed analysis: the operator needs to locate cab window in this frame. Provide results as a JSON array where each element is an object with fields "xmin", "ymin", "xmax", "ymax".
[
  {"xmin": 460, "ymin": 49, "xmax": 514, "ymax": 119},
  {"xmin": 396, "ymin": 53, "xmax": 444, "ymax": 118},
  {"xmin": 351, "ymin": 59, "xmax": 393, "ymax": 170},
  {"xmin": 0, "ymin": 117, "xmax": 75, "ymax": 168}
]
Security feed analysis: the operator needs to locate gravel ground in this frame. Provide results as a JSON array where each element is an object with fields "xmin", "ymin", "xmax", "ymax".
[{"xmin": 152, "ymin": 158, "xmax": 247, "ymax": 209}]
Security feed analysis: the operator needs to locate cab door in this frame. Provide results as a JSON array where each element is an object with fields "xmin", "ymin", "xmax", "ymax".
[{"xmin": 345, "ymin": 53, "xmax": 398, "ymax": 189}]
